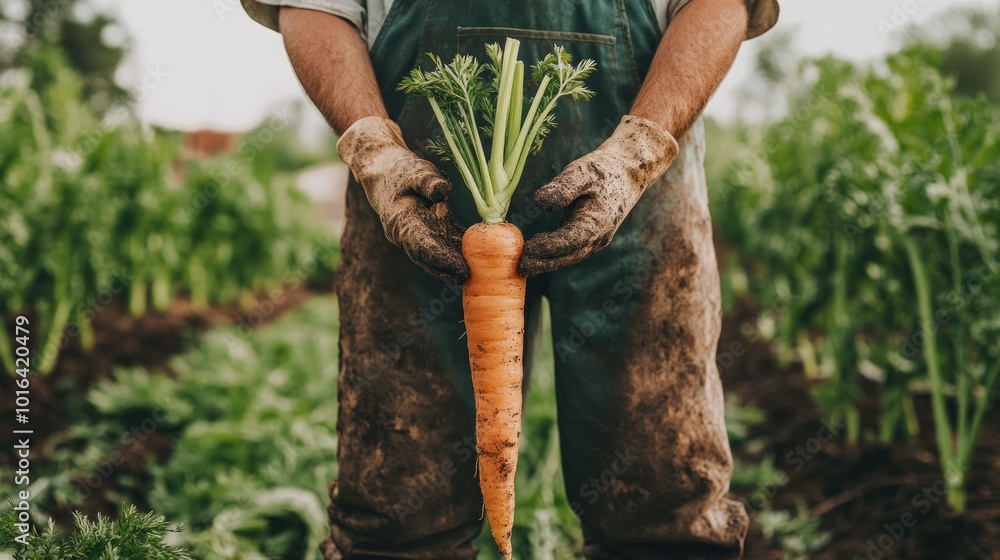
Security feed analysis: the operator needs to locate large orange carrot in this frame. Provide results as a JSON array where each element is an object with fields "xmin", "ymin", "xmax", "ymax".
[
  {"xmin": 462, "ymin": 222, "xmax": 526, "ymax": 559},
  {"xmin": 400, "ymin": 37, "xmax": 595, "ymax": 557}
]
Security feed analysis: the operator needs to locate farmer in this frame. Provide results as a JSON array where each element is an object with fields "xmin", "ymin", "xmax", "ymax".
[{"xmin": 242, "ymin": 0, "xmax": 778, "ymax": 557}]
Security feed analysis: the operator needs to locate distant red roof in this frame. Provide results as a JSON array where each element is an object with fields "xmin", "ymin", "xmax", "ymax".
[{"xmin": 185, "ymin": 130, "xmax": 238, "ymax": 156}]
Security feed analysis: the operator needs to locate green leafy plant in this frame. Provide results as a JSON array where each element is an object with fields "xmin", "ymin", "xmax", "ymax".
[
  {"xmin": 0, "ymin": 299, "xmax": 340, "ymax": 559},
  {"xmin": 91, "ymin": 299, "xmax": 337, "ymax": 559},
  {"xmin": 0, "ymin": 505, "xmax": 190, "ymax": 559},
  {"xmin": 756, "ymin": 502, "xmax": 831, "ymax": 560},
  {"xmin": 725, "ymin": 395, "xmax": 767, "ymax": 445},
  {"xmin": 0, "ymin": 53, "xmax": 336, "ymax": 375},
  {"xmin": 715, "ymin": 46, "xmax": 1000, "ymax": 511}
]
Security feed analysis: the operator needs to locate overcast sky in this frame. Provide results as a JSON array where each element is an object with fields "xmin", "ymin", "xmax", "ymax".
[{"xmin": 104, "ymin": 0, "xmax": 998, "ymax": 133}]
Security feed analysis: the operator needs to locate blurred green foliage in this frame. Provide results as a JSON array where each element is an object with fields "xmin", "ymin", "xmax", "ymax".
[
  {"xmin": 756, "ymin": 502, "xmax": 830, "ymax": 560},
  {"xmin": 1, "ymin": 299, "xmax": 340, "ymax": 558},
  {"xmin": 907, "ymin": 6, "xmax": 1000, "ymax": 105},
  {"xmin": 0, "ymin": 0, "xmax": 128, "ymax": 112},
  {"xmin": 0, "ymin": 50, "xmax": 337, "ymax": 375},
  {"xmin": 714, "ymin": 45, "xmax": 1000, "ymax": 511}
]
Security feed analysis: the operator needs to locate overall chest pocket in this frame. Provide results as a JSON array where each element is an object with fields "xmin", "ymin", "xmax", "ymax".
[
  {"xmin": 457, "ymin": 26, "xmax": 621, "ymax": 87},
  {"xmin": 457, "ymin": 27, "xmax": 617, "ymax": 50}
]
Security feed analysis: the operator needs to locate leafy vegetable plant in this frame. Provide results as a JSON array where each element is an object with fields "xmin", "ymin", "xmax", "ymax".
[
  {"xmin": 716, "ymin": 47, "xmax": 1000, "ymax": 511},
  {"xmin": 0, "ymin": 52, "xmax": 336, "ymax": 375},
  {"xmin": 0, "ymin": 505, "xmax": 190, "ymax": 559}
]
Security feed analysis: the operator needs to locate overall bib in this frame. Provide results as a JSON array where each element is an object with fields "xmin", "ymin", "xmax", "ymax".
[{"xmin": 326, "ymin": 1, "xmax": 747, "ymax": 558}]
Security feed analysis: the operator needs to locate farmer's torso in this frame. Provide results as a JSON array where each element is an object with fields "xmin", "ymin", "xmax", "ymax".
[{"xmin": 368, "ymin": 0, "xmax": 701, "ymax": 235}]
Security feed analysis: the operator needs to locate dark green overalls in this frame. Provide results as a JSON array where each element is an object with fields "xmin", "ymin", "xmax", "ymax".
[{"xmin": 326, "ymin": 1, "xmax": 746, "ymax": 558}]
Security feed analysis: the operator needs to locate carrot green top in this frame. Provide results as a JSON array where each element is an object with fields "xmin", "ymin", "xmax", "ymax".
[{"xmin": 399, "ymin": 38, "xmax": 596, "ymax": 223}]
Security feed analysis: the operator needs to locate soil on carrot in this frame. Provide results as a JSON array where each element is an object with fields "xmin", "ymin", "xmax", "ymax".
[
  {"xmin": 0, "ymin": 285, "xmax": 320, "ymax": 468},
  {"xmin": 719, "ymin": 295, "xmax": 1000, "ymax": 560}
]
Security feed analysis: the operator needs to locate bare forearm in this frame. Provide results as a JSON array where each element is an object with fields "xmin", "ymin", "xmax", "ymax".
[
  {"xmin": 279, "ymin": 7, "xmax": 387, "ymax": 135},
  {"xmin": 630, "ymin": 0, "xmax": 747, "ymax": 138}
]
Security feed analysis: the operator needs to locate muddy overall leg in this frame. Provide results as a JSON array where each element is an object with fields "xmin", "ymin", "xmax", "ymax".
[
  {"xmin": 322, "ymin": 179, "xmax": 485, "ymax": 559},
  {"xmin": 547, "ymin": 123, "xmax": 748, "ymax": 559}
]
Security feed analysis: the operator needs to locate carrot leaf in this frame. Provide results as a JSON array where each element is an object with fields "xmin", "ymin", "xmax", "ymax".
[{"xmin": 399, "ymin": 38, "xmax": 596, "ymax": 223}]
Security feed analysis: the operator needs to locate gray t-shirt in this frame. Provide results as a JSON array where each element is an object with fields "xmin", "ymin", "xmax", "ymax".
[{"xmin": 242, "ymin": 0, "xmax": 778, "ymax": 43}]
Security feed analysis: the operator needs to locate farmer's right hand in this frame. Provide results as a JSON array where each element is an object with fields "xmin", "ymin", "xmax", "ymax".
[{"xmin": 338, "ymin": 116, "xmax": 470, "ymax": 285}]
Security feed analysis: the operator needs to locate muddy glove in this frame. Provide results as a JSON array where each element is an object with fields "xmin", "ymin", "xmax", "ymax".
[
  {"xmin": 518, "ymin": 115, "xmax": 680, "ymax": 277},
  {"xmin": 338, "ymin": 116, "xmax": 470, "ymax": 284}
]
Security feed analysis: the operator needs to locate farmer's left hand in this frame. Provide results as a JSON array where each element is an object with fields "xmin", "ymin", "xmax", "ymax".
[{"xmin": 518, "ymin": 115, "xmax": 679, "ymax": 277}]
